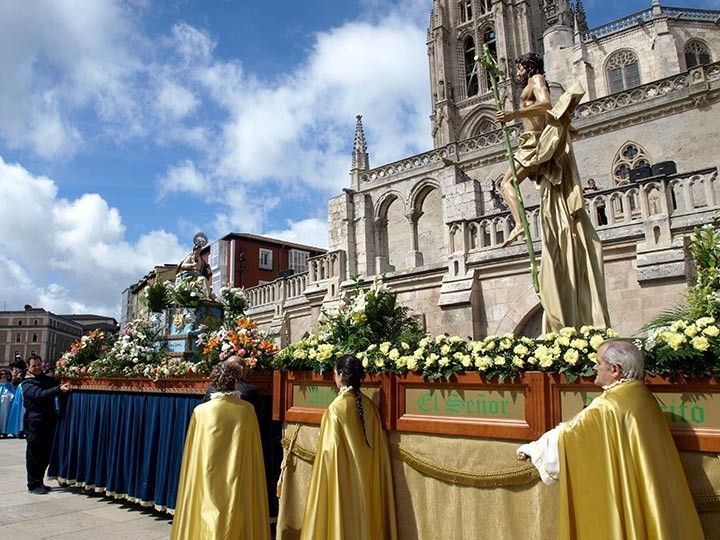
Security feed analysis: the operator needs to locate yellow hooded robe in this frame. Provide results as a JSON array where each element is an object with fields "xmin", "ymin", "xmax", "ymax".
[
  {"xmin": 300, "ymin": 390, "xmax": 397, "ymax": 540},
  {"xmin": 558, "ymin": 380, "xmax": 703, "ymax": 539},
  {"xmin": 170, "ymin": 394, "xmax": 270, "ymax": 540}
]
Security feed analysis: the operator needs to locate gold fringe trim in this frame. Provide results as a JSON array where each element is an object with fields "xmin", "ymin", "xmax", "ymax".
[
  {"xmin": 281, "ymin": 437, "xmax": 539, "ymax": 487},
  {"xmin": 391, "ymin": 444, "xmax": 540, "ymax": 488},
  {"xmin": 281, "ymin": 437, "xmax": 316, "ymax": 463},
  {"xmin": 694, "ymin": 493, "xmax": 720, "ymax": 512},
  {"xmin": 281, "ymin": 436, "xmax": 720, "ymax": 507}
]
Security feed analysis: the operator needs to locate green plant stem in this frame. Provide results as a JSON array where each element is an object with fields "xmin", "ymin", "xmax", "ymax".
[{"xmin": 479, "ymin": 45, "xmax": 539, "ymax": 294}]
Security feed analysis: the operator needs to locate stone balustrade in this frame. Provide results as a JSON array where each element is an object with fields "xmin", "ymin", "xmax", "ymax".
[
  {"xmin": 583, "ymin": 6, "xmax": 719, "ymax": 41},
  {"xmin": 575, "ymin": 61, "xmax": 720, "ymax": 121},
  {"xmin": 246, "ymin": 250, "xmax": 346, "ymax": 309},
  {"xmin": 449, "ymin": 167, "xmax": 719, "ymax": 254}
]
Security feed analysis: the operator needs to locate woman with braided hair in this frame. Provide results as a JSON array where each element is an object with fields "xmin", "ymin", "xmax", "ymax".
[{"xmin": 300, "ymin": 355, "xmax": 397, "ymax": 540}]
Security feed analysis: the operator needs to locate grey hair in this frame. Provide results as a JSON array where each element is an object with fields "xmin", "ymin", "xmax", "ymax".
[{"xmin": 598, "ymin": 340, "xmax": 644, "ymax": 380}]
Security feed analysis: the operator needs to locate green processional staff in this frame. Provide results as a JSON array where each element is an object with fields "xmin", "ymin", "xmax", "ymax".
[{"xmin": 477, "ymin": 45, "xmax": 539, "ymax": 294}]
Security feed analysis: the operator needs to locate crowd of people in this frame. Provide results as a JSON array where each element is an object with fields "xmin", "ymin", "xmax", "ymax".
[{"xmin": 0, "ymin": 355, "xmax": 30, "ymax": 438}]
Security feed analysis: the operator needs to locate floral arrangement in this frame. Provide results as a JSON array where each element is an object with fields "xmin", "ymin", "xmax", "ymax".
[
  {"xmin": 276, "ymin": 324, "xmax": 617, "ymax": 382},
  {"xmin": 55, "ymin": 329, "xmax": 112, "ymax": 378},
  {"xmin": 144, "ymin": 280, "xmax": 172, "ymax": 313},
  {"xmin": 219, "ymin": 284, "xmax": 249, "ymax": 322},
  {"xmin": 85, "ymin": 319, "xmax": 169, "ymax": 377},
  {"xmin": 197, "ymin": 317, "xmax": 278, "ymax": 370},
  {"xmin": 642, "ymin": 317, "xmax": 720, "ymax": 378},
  {"xmin": 274, "ymin": 276, "xmax": 424, "ymax": 372},
  {"xmin": 168, "ymin": 275, "xmax": 208, "ymax": 308}
]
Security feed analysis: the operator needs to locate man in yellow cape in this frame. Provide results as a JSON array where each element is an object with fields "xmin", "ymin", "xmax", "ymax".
[
  {"xmin": 300, "ymin": 355, "xmax": 397, "ymax": 540},
  {"xmin": 518, "ymin": 340, "xmax": 703, "ymax": 539},
  {"xmin": 171, "ymin": 361, "xmax": 270, "ymax": 540}
]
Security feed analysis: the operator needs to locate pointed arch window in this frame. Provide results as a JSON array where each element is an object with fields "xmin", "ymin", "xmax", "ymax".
[
  {"xmin": 684, "ymin": 40, "xmax": 711, "ymax": 69},
  {"xmin": 612, "ymin": 142, "xmax": 651, "ymax": 184},
  {"xmin": 459, "ymin": 0, "xmax": 473, "ymax": 23},
  {"xmin": 606, "ymin": 50, "xmax": 640, "ymax": 94},
  {"xmin": 482, "ymin": 27, "xmax": 497, "ymax": 91},
  {"xmin": 464, "ymin": 36, "xmax": 479, "ymax": 97}
]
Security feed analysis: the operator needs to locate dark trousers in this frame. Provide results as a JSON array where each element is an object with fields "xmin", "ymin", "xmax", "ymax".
[{"xmin": 25, "ymin": 418, "xmax": 57, "ymax": 489}]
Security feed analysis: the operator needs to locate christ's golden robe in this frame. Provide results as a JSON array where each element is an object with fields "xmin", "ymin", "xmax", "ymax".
[
  {"xmin": 300, "ymin": 390, "xmax": 397, "ymax": 540},
  {"xmin": 559, "ymin": 380, "xmax": 703, "ymax": 539},
  {"xmin": 514, "ymin": 82, "xmax": 611, "ymax": 333},
  {"xmin": 170, "ymin": 394, "xmax": 270, "ymax": 540}
]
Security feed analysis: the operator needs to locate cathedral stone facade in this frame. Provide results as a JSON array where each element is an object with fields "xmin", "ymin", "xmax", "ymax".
[{"xmin": 246, "ymin": 0, "xmax": 720, "ymax": 343}]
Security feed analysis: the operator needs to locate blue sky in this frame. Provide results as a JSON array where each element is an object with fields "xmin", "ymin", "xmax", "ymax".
[{"xmin": 0, "ymin": 0, "xmax": 717, "ymax": 316}]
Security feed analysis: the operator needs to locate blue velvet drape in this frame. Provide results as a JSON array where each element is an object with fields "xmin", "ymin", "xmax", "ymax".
[{"xmin": 48, "ymin": 390, "xmax": 201, "ymax": 511}]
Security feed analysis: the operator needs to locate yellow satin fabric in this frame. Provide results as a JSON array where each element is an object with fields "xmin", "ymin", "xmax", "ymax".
[
  {"xmin": 170, "ymin": 395, "xmax": 270, "ymax": 540},
  {"xmin": 300, "ymin": 391, "xmax": 398, "ymax": 540},
  {"xmin": 515, "ymin": 82, "xmax": 611, "ymax": 333},
  {"xmin": 559, "ymin": 380, "xmax": 704, "ymax": 539}
]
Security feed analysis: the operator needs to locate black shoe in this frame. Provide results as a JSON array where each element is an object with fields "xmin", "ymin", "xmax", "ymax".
[
  {"xmin": 29, "ymin": 487, "xmax": 49, "ymax": 495},
  {"xmin": 43, "ymin": 484, "xmax": 53, "ymax": 491}
]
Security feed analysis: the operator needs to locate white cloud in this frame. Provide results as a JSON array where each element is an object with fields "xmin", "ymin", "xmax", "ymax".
[
  {"xmin": 157, "ymin": 81, "xmax": 199, "ymax": 120},
  {"xmin": 265, "ymin": 218, "xmax": 329, "ymax": 249},
  {"xmin": 0, "ymin": 156, "xmax": 186, "ymax": 315},
  {"xmin": 0, "ymin": 0, "xmax": 145, "ymax": 158},
  {"xmin": 152, "ymin": 1, "xmax": 432, "ymax": 233},
  {"xmin": 157, "ymin": 160, "xmax": 211, "ymax": 198}
]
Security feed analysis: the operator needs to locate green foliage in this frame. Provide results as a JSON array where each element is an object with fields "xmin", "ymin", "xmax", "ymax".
[
  {"xmin": 144, "ymin": 281, "xmax": 171, "ymax": 313},
  {"xmin": 274, "ymin": 277, "xmax": 425, "ymax": 373}
]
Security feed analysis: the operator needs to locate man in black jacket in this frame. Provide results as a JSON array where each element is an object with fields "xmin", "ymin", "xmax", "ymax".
[{"xmin": 22, "ymin": 354, "xmax": 69, "ymax": 494}]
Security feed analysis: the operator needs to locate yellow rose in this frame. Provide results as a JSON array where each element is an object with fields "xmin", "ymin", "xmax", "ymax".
[
  {"xmin": 441, "ymin": 344, "xmax": 451, "ymax": 355},
  {"xmin": 590, "ymin": 335, "xmax": 604, "ymax": 350},
  {"xmin": 571, "ymin": 338, "xmax": 588, "ymax": 350},
  {"xmin": 439, "ymin": 357, "xmax": 450, "ymax": 367},
  {"xmin": 499, "ymin": 339, "xmax": 512, "ymax": 350},
  {"xmin": 407, "ymin": 357, "xmax": 419, "ymax": 371},
  {"xmin": 691, "ymin": 336, "xmax": 710, "ymax": 352},
  {"xmin": 557, "ymin": 336, "xmax": 571, "ymax": 347},
  {"xmin": 684, "ymin": 324, "xmax": 698, "ymax": 337},
  {"xmin": 379, "ymin": 342, "xmax": 391, "ymax": 355},
  {"xmin": 513, "ymin": 344, "xmax": 529, "ymax": 356},
  {"xmin": 702, "ymin": 325, "xmax": 719, "ymax": 337},
  {"xmin": 461, "ymin": 355, "xmax": 472, "ymax": 367},
  {"xmin": 494, "ymin": 355, "xmax": 506, "ymax": 366},
  {"xmin": 564, "ymin": 349, "xmax": 580, "ymax": 365},
  {"xmin": 559, "ymin": 327, "xmax": 577, "ymax": 337},
  {"xmin": 696, "ymin": 317, "xmax": 715, "ymax": 328},
  {"xmin": 538, "ymin": 354, "xmax": 553, "ymax": 368},
  {"xmin": 388, "ymin": 348, "xmax": 400, "ymax": 360},
  {"xmin": 606, "ymin": 328, "xmax": 619, "ymax": 338},
  {"xmin": 512, "ymin": 356, "xmax": 524, "ymax": 368}
]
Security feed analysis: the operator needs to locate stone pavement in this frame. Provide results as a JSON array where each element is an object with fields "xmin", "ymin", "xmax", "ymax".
[{"xmin": 0, "ymin": 438, "xmax": 171, "ymax": 539}]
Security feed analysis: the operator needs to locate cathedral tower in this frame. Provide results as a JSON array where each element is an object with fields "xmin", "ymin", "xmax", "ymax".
[{"xmin": 426, "ymin": 0, "xmax": 548, "ymax": 148}]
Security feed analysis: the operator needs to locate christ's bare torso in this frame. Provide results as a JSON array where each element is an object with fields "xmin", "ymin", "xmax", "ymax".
[{"xmin": 519, "ymin": 75, "xmax": 548, "ymax": 132}]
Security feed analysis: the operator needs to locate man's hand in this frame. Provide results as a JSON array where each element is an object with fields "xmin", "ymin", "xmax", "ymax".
[
  {"xmin": 59, "ymin": 383, "xmax": 71, "ymax": 393},
  {"xmin": 495, "ymin": 110, "xmax": 515, "ymax": 123}
]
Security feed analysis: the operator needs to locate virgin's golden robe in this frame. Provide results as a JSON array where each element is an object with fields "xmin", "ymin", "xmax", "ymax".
[
  {"xmin": 514, "ymin": 82, "xmax": 611, "ymax": 333},
  {"xmin": 559, "ymin": 380, "xmax": 703, "ymax": 539},
  {"xmin": 300, "ymin": 391, "xmax": 397, "ymax": 540},
  {"xmin": 170, "ymin": 395, "xmax": 270, "ymax": 540}
]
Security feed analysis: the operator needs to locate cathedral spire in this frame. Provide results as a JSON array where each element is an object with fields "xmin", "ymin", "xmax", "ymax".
[
  {"xmin": 574, "ymin": 0, "xmax": 588, "ymax": 35},
  {"xmin": 351, "ymin": 115, "xmax": 369, "ymax": 171}
]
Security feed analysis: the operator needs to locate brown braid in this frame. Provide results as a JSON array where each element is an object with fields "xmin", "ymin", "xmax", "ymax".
[{"xmin": 336, "ymin": 355, "xmax": 370, "ymax": 448}]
